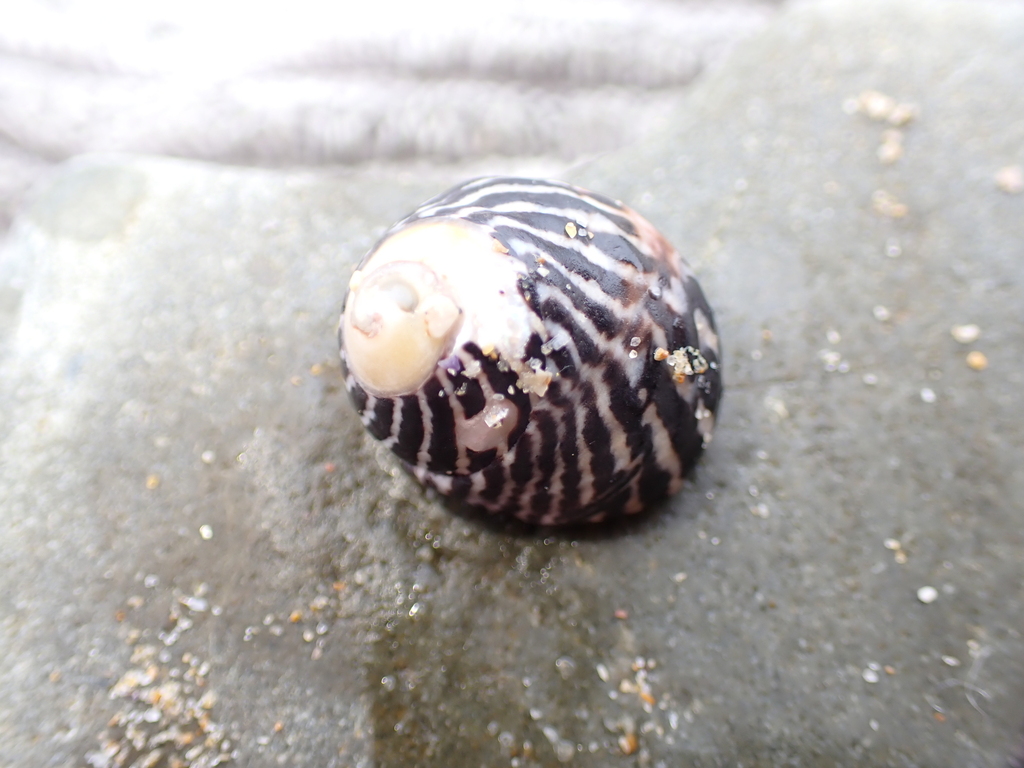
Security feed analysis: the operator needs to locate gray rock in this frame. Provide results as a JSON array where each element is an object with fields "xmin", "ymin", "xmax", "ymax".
[{"xmin": 2, "ymin": 1, "xmax": 1023, "ymax": 766}]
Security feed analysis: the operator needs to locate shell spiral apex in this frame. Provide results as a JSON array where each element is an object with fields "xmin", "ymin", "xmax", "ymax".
[{"xmin": 339, "ymin": 177, "xmax": 722, "ymax": 525}]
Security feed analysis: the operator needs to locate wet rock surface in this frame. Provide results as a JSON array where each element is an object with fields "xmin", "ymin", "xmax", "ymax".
[{"xmin": 2, "ymin": 1, "xmax": 1023, "ymax": 766}]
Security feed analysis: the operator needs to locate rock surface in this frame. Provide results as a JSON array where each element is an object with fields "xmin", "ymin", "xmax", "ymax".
[
  {"xmin": 0, "ymin": 0, "xmax": 777, "ymax": 234},
  {"xmin": 2, "ymin": 1, "xmax": 1023, "ymax": 766}
]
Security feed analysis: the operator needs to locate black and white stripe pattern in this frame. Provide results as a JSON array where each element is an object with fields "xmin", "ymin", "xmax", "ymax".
[{"xmin": 340, "ymin": 177, "xmax": 722, "ymax": 524}]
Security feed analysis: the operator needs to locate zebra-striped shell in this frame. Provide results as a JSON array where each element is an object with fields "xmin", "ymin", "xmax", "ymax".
[{"xmin": 339, "ymin": 178, "xmax": 722, "ymax": 525}]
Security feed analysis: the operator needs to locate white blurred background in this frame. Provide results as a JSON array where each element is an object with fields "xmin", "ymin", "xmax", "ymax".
[{"xmin": 0, "ymin": 0, "xmax": 782, "ymax": 233}]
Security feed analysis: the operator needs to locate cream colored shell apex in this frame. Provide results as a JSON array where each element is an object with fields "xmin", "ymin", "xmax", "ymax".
[{"xmin": 342, "ymin": 219, "xmax": 533, "ymax": 398}]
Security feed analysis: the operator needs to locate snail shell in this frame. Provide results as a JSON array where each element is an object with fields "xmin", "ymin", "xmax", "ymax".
[{"xmin": 339, "ymin": 178, "xmax": 722, "ymax": 524}]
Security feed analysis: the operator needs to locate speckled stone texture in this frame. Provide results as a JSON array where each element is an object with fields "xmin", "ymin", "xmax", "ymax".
[{"xmin": 1, "ymin": 1, "xmax": 1023, "ymax": 767}]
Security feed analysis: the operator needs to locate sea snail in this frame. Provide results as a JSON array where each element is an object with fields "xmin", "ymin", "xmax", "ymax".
[{"xmin": 339, "ymin": 178, "xmax": 722, "ymax": 525}]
